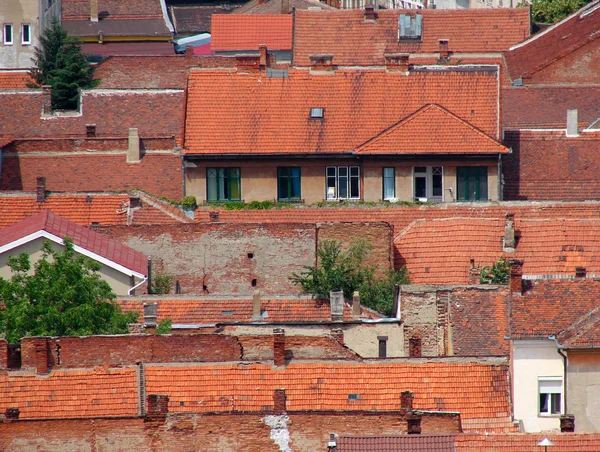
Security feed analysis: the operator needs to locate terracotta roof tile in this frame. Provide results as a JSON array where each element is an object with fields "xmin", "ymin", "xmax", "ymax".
[
  {"xmin": 0, "ymin": 367, "xmax": 138, "ymax": 419},
  {"xmin": 557, "ymin": 305, "xmax": 600, "ymax": 348},
  {"xmin": 356, "ymin": 104, "xmax": 508, "ymax": 155},
  {"xmin": 234, "ymin": 0, "xmax": 334, "ymax": 14},
  {"xmin": 211, "ymin": 15, "xmax": 293, "ymax": 51},
  {"xmin": 170, "ymin": 5, "xmax": 241, "ymax": 34},
  {"xmin": 62, "ymin": 0, "xmax": 163, "ymax": 20},
  {"xmin": 0, "ymin": 71, "xmax": 32, "ymax": 89},
  {"xmin": 335, "ymin": 435, "xmax": 455, "ymax": 451},
  {"xmin": 504, "ymin": 0, "xmax": 600, "ymax": 82},
  {"xmin": 184, "ymin": 67, "xmax": 499, "ymax": 155},
  {"xmin": 293, "ymin": 9, "xmax": 530, "ymax": 66},
  {"xmin": 456, "ymin": 433, "xmax": 600, "ymax": 451},
  {"xmin": 0, "ymin": 210, "xmax": 148, "ymax": 276},
  {"xmin": 144, "ymin": 361, "xmax": 515, "ymax": 431}
]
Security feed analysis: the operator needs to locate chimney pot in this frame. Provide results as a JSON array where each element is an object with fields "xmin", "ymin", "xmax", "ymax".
[
  {"xmin": 252, "ymin": 290, "xmax": 262, "ymax": 320},
  {"xmin": 273, "ymin": 388, "xmax": 287, "ymax": 414},
  {"xmin": 127, "ymin": 128, "xmax": 141, "ymax": 163},
  {"xmin": 566, "ymin": 109, "xmax": 578, "ymax": 137},
  {"xmin": 352, "ymin": 291, "xmax": 361, "ymax": 318},
  {"xmin": 86, "ymin": 124, "xmax": 96, "ymax": 137},
  {"xmin": 36, "ymin": 177, "xmax": 47, "ymax": 202},
  {"xmin": 273, "ymin": 328, "xmax": 286, "ymax": 366},
  {"xmin": 384, "ymin": 53, "xmax": 410, "ymax": 73},
  {"xmin": 329, "ymin": 290, "xmax": 344, "ymax": 322},
  {"xmin": 90, "ymin": 0, "xmax": 99, "ymax": 22},
  {"xmin": 509, "ymin": 259, "xmax": 524, "ymax": 296}
]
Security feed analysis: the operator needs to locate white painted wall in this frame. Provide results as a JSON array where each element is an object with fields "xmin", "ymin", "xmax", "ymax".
[{"xmin": 513, "ymin": 339, "xmax": 564, "ymax": 432}]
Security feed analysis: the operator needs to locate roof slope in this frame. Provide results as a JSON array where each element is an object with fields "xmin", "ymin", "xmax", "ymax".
[
  {"xmin": 234, "ymin": 0, "xmax": 334, "ymax": 14},
  {"xmin": 335, "ymin": 435, "xmax": 455, "ymax": 452},
  {"xmin": 294, "ymin": 9, "xmax": 530, "ymax": 66},
  {"xmin": 557, "ymin": 305, "xmax": 600, "ymax": 348},
  {"xmin": 210, "ymin": 15, "xmax": 293, "ymax": 51},
  {"xmin": 509, "ymin": 279, "xmax": 600, "ymax": 339},
  {"xmin": 184, "ymin": 67, "xmax": 499, "ymax": 155},
  {"xmin": 356, "ymin": 104, "xmax": 507, "ymax": 155},
  {"xmin": 0, "ymin": 71, "xmax": 32, "ymax": 89},
  {"xmin": 145, "ymin": 360, "xmax": 514, "ymax": 431},
  {"xmin": 455, "ymin": 433, "xmax": 600, "ymax": 451},
  {"xmin": 0, "ymin": 210, "xmax": 148, "ymax": 276},
  {"xmin": 505, "ymin": 0, "xmax": 600, "ymax": 81},
  {"xmin": 170, "ymin": 5, "xmax": 241, "ymax": 34}
]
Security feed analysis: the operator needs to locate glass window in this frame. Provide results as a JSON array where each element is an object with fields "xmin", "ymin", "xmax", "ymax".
[
  {"xmin": 4, "ymin": 24, "xmax": 13, "ymax": 45},
  {"xmin": 457, "ymin": 166, "xmax": 488, "ymax": 201},
  {"xmin": 383, "ymin": 167, "xmax": 395, "ymax": 200},
  {"xmin": 310, "ymin": 108, "xmax": 324, "ymax": 118},
  {"xmin": 325, "ymin": 166, "xmax": 360, "ymax": 200},
  {"xmin": 539, "ymin": 379, "xmax": 562, "ymax": 415},
  {"xmin": 413, "ymin": 166, "xmax": 443, "ymax": 202},
  {"xmin": 277, "ymin": 167, "xmax": 301, "ymax": 201},
  {"xmin": 21, "ymin": 24, "xmax": 31, "ymax": 45},
  {"xmin": 206, "ymin": 167, "xmax": 241, "ymax": 202}
]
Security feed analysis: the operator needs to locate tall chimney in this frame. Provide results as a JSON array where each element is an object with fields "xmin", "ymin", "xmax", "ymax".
[
  {"xmin": 407, "ymin": 413, "xmax": 422, "ymax": 434},
  {"xmin": 560, "ymin": 414, "xmax": 575, "ymax": 432},
  {"xmin": 503, "ymin": 213, "xmax": 516, "ymax": 252},
  {"xmin": 566, "ymin": 109, "xmax": 578, "ymax": 137},
  {"xmin": 90, "ymin": 0, "xmax": 99, "ymax": 22},
  {"xmin": 35, "ymin": 338, "xmax": 49, "ymax": 375},
  {"xmin": 329, "ymin": 290, "xmax": 344, "ymax": 322},
  {"xmin": 509, "ymin": 259, "xmax": 524, "ymax": 296},
  {"xmin": 273, "ymin": 328, "xmax": 286, "ymax": 366},
  {"xmin": 41, "ymin": 85, "xmax": 52, "ymax": 115},
  {"xmin": 439, "ymin": 39, "xmax": 449, "ymax": 58},
  {"xmin": 127, "ymin": 128, "xmax": 141, "ymax": 163},
  {"xmin": 36, "ymin": 177, "xmax": 46, "ymax": 202},
  {"xmin": 352, "ymin": 291, "xmax": 361, "ymax": 319},
  {"xmin": 185, "ymin": 45, "xmax": 194, "ymax": 60},
  {"xmin": 259, "ymin": 45, "xmax": 268, "ymax": 68},
  {"xmin": 252, "ymin": 290, "xmax": 261, "ymax": 320},
  {"xmin": 273, "ymin": 388, "xmax": 287, "ymax": 414}
]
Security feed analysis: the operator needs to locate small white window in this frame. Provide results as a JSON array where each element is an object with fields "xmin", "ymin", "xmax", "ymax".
[
  {"xmin": 326, "ymin": 166, "xmax": 360, "ymax": 200},
  {"xmin": 539, "ymin": 377, "xmax": 562, "ymax": 415},
  {"xmin": 4, "ymin": 24, "xmax": 13, "ymax": 45},
  {"xmin": 310, "ymin": 107, "xmax": 324, "ymax": 119},
  {"xmin": 21, "ymin": 24, "xmax": 31, "ymax": 45}
]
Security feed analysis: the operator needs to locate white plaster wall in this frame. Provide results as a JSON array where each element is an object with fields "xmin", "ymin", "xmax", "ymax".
[
  {"xmin": 513, "ymin": 339, "xmax": 564, "ymax": 432},
  {"xmin": 0, "ymin": 0, "xmax": 39, "ymax": 68}
]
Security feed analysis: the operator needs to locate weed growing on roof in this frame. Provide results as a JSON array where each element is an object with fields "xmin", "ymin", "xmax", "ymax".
[
  {"xmin": 290, "ymin": 239, "xmax": 409, "ymax": 317},
  {"xmin": 480, "ymin": 258, "xmax": 510, "ymax": 284},
  {"xmin": 180, "ymin": 196, "xmax": 197, "ymax": 210},
  {"xmin": 151, "ymin": 271, "xmax": 174, "ymax": 295},
  {"xmin": 156, "ymin": 318, "xmax": 172, "ymax": 335}
]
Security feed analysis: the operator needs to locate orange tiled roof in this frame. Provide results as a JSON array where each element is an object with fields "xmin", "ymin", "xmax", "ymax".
[
  {"xmin": 293, "ymin": 9, "xmax": 530, "ymax": 67},
  {"xmin": 210, "ymin": 15, "xmax": 293, "ymax": 51},
  {"xmin": 144, "ymin": 361, "xmax": 515, "ymax": 431},
  {"xmin": 118, "ymin": 297, "xmax": 380, "ymax": 324},
  {"xmin": 455, "ymin": 433, "xmax": 600, "ymax": 451},
  {"xmin": 0, "ymin": 367, "xmax": 138, "ymax": 420},
  {"xmin": 62, "ymin": 0, "xmax": 163, "ymax": 19},
  {"xmin": 356, "ymin": 104, "xmax": 508, "ymax": 155},
  {"xmin": 504, "ymin": 0, "xmax": 600, "ymax": 82},
  {"xmin": 557, "ymin": 305, "xmax": 600, "ymax": 348},
  {"xmin": 184, "ymin": 67, "xmax": 499, "ymax": 155},
  {"xmin": 0, "ymin": 71, "xmax": 32, "ymax": 89}
]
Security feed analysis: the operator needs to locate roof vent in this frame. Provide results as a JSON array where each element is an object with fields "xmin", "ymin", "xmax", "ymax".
[
  {"xmin": 309, "ymin": 54, "xmax": 334, "ymax": 72},
  {"xmin": 575, "ymin": 267, "xmax": 586, "ymax": 278},
  {"xmin": 384, "ymin": 53, "xmax": 410, "ymax": 73},
  {"xmin": 364, "ymin": 2, "xmax": 376, "ymax": 21}
]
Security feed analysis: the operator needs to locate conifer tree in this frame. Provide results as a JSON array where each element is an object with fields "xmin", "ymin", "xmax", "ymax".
[{"xmin": 29, "ymin": 20, "xmax": 98, "ymax": 110}]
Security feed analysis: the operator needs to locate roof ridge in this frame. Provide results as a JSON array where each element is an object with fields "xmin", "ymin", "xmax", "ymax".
[{"xmin": 134, "ymin": 191, "xmax": 192, "ymax": 224}]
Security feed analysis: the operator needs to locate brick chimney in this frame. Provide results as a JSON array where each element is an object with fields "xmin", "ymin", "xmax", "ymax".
[
  {"xmin": 364, "ymin": 2, "xmax": 376, "ymax": 21},
  {"xmin": 34, "ymin": 338, "xmax": 49, "ymax": 375},
  {"xmin": 259, "ymin": 45, "xmax": 268, "ymax": 68},
  {"xmin": 273, "ymin": 388, "xmax": 287, "ymax": 414},
  {"xmin": 252, "ymin": 290, "xmax": 262, "ymax": 320},
  {"xmin": 146, "ymin": 394, "xmax": 169, "ymax": 419},
  {"xmin": 400, "ymin": 390, "xmax": 414, "ymax": 411},
  {"xmin": 127, "ymin": 128, "xmax": 141, "ymax": 163},
  {"xmin": 41, "ymin": 85, "xmax": 52, "ymax": 115},
  {"xmin": 352, "ymin": 291, "xmax": 361, "ymax": 319},
  {"xmin": 86, "ymin": 124, "xmax": 97, "ymax": 137},
  {"xmin": 309, "ymin": 54, "xmax": 334, "ymax": 72},
  {"xmin": 331, "ymin": 328, "xmax": 344, "ymax": 345},
  {"xmin": 407, "ymin": 413, "xmax": 422, "ymax": 434},
  {"xmin": 236, "ymin": 55, "xmax": 262, "ymax": 73},
  {"xmin": 560, "ymin": 414, "xmax": 575, "ymax": 432},
  {"xmin": 36, "ymin": 177, "xmax": 46, "ymax": 202},
  {"xmin": 566, "ymin": 109, "xmax": 578, "ymax": 137},
  {"xmin": 0, "ymin": 339, "xmax": 7, "ymax": 371},
  {"xmin": 90, "ymin": 0, "xmax": 99, "ymax": 22},
  {"xmin": 185, "ymin": 45, "xmax": 194, "ymax": 60},
  {"xmin": 329, "ymin": 290, "xmax": 344, "ymax": 322},
  {"xmin": 384, "ymin": 53, "xmax": 410, "ymax": 73},
  {"xmin": 439, "ymin": 39, "xmax": 449, "ymax": 59},
  {"xmin": 503, "ymin": 213, "xmax": 516, "ymax": 252},
  {"xmin": 5, "ymin": 408, "xmax": 20, "ymax": 421},
  {"xmin": 509, "ymin": 259, "xmax": 524, "ymax": 296},
  {"xmin": 273, "ymin": 328, "xmax": 286, "ymax": 366},
  {"xmin": 468, "ymin": 259, "xmax": 480, "ymax": 285}
]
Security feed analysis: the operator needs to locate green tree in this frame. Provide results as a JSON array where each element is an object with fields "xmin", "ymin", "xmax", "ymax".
[
  {"xmin": 291, "ymin": 239, "xmax": 409, "ymax": 316},
  {"xmin": 29, "ymin": 20, "xmax": 98, "ymax": 110},
  {"xmin": 480, "ymin": 258, "xmax": 510, "ymax": 284},
  {"xmin": 0, "ymin": 239, "xmax": 137, "ymax": 343},
  {"xmin": 528, "ymin": 0, "xmax": 590, "ymax": 23}
]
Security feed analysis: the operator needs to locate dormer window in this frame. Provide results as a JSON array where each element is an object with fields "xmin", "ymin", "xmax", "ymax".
[
  {"xmin": 399, "ymin": 14, "xmax": 422, "ymax": 41},
  {"xmin": 310, "ymin": 107, "xmax": 324, "ymax": 119}
]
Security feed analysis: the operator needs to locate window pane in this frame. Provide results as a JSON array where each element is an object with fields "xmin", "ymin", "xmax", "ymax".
[
  {"xmin": 228, "ymin": 168, "xmax": 241, "ymax": 200},
  {"xmin": 415, "ymin": 176, "xmax": 426, "ymax": 198},
  {"xmin": 326, "ymin": 167, "xmax": 336, "ymax": 199},
  {"xmin": 277, "ymin": 168, "xmax": 288, "ymax": 200},
  {"xmin": 478, "ymin": 167, "xmax": 488, "ymax": 200},
  {"xmin": 383, "ymin": 167, "xmax": 395, "ymax": 199},
  {"xmin": 338, "ymin": 167, "xmax": 348, "ymax": 199},
  {"xmin": 539, "ymin": 393, "xmax": 549, "ymax": 414},
  {"xmin": 350, "ymin": 168, "xmax": 359, "ymax": 198},
  {"xmin": 218, "ymin": 168, "xmax": 226, "ymax": 200},
  {"xmin": 207, "ymin": 168, "xmax": 217, "ymax": 202},
  {"xmin": 551, "ymin": 393, "xmax": 561, "ymax": 414},
  {"xmin": 432, "ymin": 172, "xmax": 443, "ymax": 197},
  {"xmin": 22, "ymin": 24, "xmax": 30, "ymax": 43},
  {"xmin": 290, "ymin": 167, "xmax": 301, "ymax": 198},
  {"xmin": 414, "ymin": 166, "xmax": 426, "ymax": 173}
]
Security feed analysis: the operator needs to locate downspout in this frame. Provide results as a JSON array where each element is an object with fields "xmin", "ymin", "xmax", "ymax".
[
  {"xmin": 497, "ymin": 153, "xmax": 503, "ymax": 201},
  {"xmin": 128, "ymin": 276, "xmax": 148, "ymax": 296},
  {"xmin": 550, "ymin": 335, "xmax": 568, "ymax": 414}
]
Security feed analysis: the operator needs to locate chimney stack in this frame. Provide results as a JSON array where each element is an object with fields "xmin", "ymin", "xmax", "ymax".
[
  {"xmin": 567, "ymin": 109, "xmax": 578, "ymax": 137},
  {"xmin": 127, "ymin": 128, "xmax": 141, "ymax": 163},
  {"xmin": 252, "ymin": 290, "xmax": 262, "ymax": 320},
  {"xmin": 309, "ymin": 54, "xmax": 334, "ymax": 72},
  {"xmin": 34, "ymin": 338, "xmax": 49, "ymax": 375},
  {"xmin": 36, "ymin": 177, "xmax": 46, "ymax": 202},
  {"xmin": 439, "ymin": 39, "xmax": 449, "ymax": 59},
  {"xmin": 503, "ymin": 213, "xmax": 516, "ymax": 252},
  {"xmin": 281, "ymin": 0, "xmax": 290, "ymax": 14},
  {"xmin": 364, "ymin": 2, "xmax": 376, "ymax": 21},
  {"xmin": 185, "ymin": 45, "xmax": 194, "ymax": 60},
  {"xmin": 86, "ymin": 124, "xmax": 97, "ymax": 137},
  {"xmin": 352, "ymin": 291, "xmax": 361, "ymax": 319},
  {"xmin": 384, "ymin": 53, "xmax": 410, "ymax": 73},
  {"xmin": 273, "ymin": 328, "xmax": 286, "ymax": 366},
  {"xmin": 509, "ymin": 259, "xmax": 524, "ymax": 296},
  {"xmin": 400, "ymin": 390, "xmax": 414, "ymax": 411},
  {"xmin": 560, "ymin": 414, "xmax": 575, "ymax": 432},
  {"xmin": 259, "ymin": 45, "xmax": 268, "ymax": 68},
  {"xmin": 235, "ymin": 55, "xmax": 262, "ymax": 73},
  {"xmin": 90, "ymin": 0, "xmax": 99, "ymax": 22},
  {"xmin": 144, "ymin": 303, "xmax": 158, "ymax": 328},
  {"xmin": 146, "ymin": 394, "xmax": 169, "ymax": 419},
  {"xmin": 273, "ymin": 388, "xmax": 287, "ymax": 414},
  {"xmin": 41, "ymin": 85, "xmax": 52, "ymax": 115},
  {"xmin": 329, "ymin": 290, "xmax": 344, "ymax": 322},
  {"xmin": 407, "ymin": 413, "xmax": 422, "ymax": 434}
]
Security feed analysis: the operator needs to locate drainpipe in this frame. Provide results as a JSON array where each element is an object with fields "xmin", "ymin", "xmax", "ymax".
[
  {"xmin": 128, "ymin": 277, "xmax": 148, "ymax": 296},
  {"xmin": 497, "ymin": 153, "xmax": 503, "ymax": 201},
  {"xmin": 550, "ymin": 335, "xmax": 568, "ymax": 413}
]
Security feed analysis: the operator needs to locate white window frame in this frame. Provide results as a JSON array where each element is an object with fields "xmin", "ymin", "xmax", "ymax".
[
  {"xmin": 21, "ymin": 23, "xmax": 31, "ymax": 45},
  {"xmin": 326, "ymin": 166, "xmax": 360, "ymax": 200},
  {"xmin": 310, "ymin": 107, "xmax": 324, "ymax": 119},
  {"xmin": 383, "ymin": 167, "xmax": 396, "ymax": 201},
  {"xmin": 538, "ymin": 377, "xmax": 562, "ymax": 416},
  {"xmin": 4, "ymin": 24, "xmax": 14, "ymax": 45},
  {"xmin": 413, "ymin": 166, "xmax": 443, "ymax": 202}
]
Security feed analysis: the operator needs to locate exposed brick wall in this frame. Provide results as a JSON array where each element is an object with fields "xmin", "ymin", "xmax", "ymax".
[
  {"xmin": 99, "ymin": 223, "xmax": 317, "ymax": 295},
  {"xmin": 317, "ymin": 222, "xmax": 393, "ymax": 275},
  {"xmin": 20, "ymin": 335, "xmax": 242, "ymax": 369},
  {"xmin": 503, "ymin": 131, "xmax": 600, "ymax": 201},
  {"xmin": 401, "ymin": 290, "xmax": 447, "ymax": 357},
  {"xmin": 0, "ymin": 340, "xmax": 7, "ymax": 370}
]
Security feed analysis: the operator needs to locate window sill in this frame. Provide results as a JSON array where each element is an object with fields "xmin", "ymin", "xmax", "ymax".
[
  {"xmin": 538, "ymin": 414, "xmax": 562, "ymax": 418},
  {"xmin": 277, "ymin": 199, "xmax": 304, "ymax": 204}
]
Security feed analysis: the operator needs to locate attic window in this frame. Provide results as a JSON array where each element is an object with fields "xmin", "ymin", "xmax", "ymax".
[
  {"xmin": 310, "ymin": 108, "xmax": 325, "ymax": 119},
  {"xmin": 129, "ymin": 197, "xmax": 141, "ymax": 208},
  {"xmin": 399, "ymin": 14, "xmax": 422, "ymax": 41},
  {"xmin": 221, "ymin": 311, "xmax": 234, "ymax": 315},
  {"xmin": 348, "ymin": 394, "xmax": 361, "ymax": 400}
]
